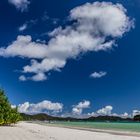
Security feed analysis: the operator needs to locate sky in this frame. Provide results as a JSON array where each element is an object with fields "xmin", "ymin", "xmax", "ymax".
[{"xmin": 0, "ymin": 0, "xmax": 140, "ymax": 118}]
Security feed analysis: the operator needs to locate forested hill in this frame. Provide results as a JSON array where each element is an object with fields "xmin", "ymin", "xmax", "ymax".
[{"xmin": 21, "ymin": 113, "xmax": 139, "ymax": 122}]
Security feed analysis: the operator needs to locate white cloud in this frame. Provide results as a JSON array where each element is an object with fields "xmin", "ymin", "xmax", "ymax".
[
  {"xmin": 18, "ymin": 100, "xmax": 63, "ymax": 114},
  {"xmin": 23, "ymin": 59, "xmax": 66, "ymax": 73},
  {"xmin": 0, "ymin": 36, "xmax": 48, "ymax": 58},
  {"xmin": 88, "ymin": 106, "xmax": 131, "ymax": 118},
  {"xmin": 72, "ymin": 100, "xmax": 90, "ymax": 115},
  {"xmin": 87, "ymin": 106, "xmax": 114, "ymax": 117},
  {"xmin": 90, "ymin": 71, "xmax": 107, "ymax": 78},
  {"xmin": 70, "ymin": 2, "xmax": 134, "ymax": 37},
  {"xmin": 19, "ymin": 23, "xmax": 28, "ymax": 31},
  {"xmin": 19, "ymin": 72, "xmax": 47, "ymax": 81},
  {"xmin": 8, "ymin": 0, "xmax": 30, "ymax": 12},
  {"xmin": 132, "ymin": 110, "xmax": 140, "ymax": 117},
  {"xmin": 76, "ymin": 100, "xmax": 90, "ymax": 108},
  {"xmin": 97, "ymin": 105, "xmax": 113, "ymax": 116},
  {"xmin": 19, "ymin": 75, "xmax": 27, "ymax": 81},
  {"xmin": 120, "ymin": 112, "xmax": 129, "ymax": 118},
  {"xmin": 72, "ymin": 108, "xmax": 82, "ymax": 115},
  {"xmin": 0, "ymin": 2, "xmax": 134, "ymax": 81},
  {"xmin": 30, "ymin": 72, "xmax": 47, "ymax": 81},
  {"xmin": 110, "ymin": 112, "xmax": 131, "ymax": 118}
]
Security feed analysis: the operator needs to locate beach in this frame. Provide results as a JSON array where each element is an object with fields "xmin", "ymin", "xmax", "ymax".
[{"xmin": 0, "ymin": 122, "xmax": 140, "ymax": 140}]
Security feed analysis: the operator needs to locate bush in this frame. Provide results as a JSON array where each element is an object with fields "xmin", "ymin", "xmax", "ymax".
[{"xmin": 0, "ymin": 89, "xmax": 21, "ymax": 125}]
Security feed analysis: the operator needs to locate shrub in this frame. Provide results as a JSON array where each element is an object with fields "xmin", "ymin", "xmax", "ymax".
[{"xmin": 0, "ymin": 89, "xmax": 21, "ymax": 125}]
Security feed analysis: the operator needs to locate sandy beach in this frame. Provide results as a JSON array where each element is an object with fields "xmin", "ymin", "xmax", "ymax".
[{"xmin": 0, "ymin": 122, "xmax": 140, "ymax": 140}]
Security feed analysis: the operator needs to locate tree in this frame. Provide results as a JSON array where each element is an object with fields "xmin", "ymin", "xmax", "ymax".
[
  {"xmin": 0, "ymin": 88, "xmax": 21, "ymax": 125},
  {"xmin": 134, "ymin": 115, "xmax": 140, "ymax": 122}
]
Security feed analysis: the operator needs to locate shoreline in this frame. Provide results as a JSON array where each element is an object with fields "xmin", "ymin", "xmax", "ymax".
[{"xmin": 31, "ymin": 121, "xmax": 140, "ymax": 137}]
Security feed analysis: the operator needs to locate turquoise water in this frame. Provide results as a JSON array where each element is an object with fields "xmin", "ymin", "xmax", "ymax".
[{"xmin": 48, "ymin": 121, "xmax": 140, "ymax": 132}]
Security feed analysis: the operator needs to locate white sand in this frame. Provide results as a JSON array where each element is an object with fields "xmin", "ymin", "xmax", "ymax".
[{"xmin": 0, "ymin": 122, "xmax": 140, "ymax": 140}]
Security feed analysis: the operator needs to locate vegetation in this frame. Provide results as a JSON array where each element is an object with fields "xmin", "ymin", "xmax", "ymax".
[
  {"xmin": 21, "ymin": 113, "xmax": 134, "ymax": 122},
  {"xmin": 134, "ymin": 115, "xmax": 140, "ymax": 122},
  {"xmin": 0, "ymin": 89, "xmax": 21, "ymax": 125},
  {"xmin": 20, "ymin": 113, "xmax": 67, "ymax": 121},
  {"xmin": 88, "ymin": 116, "xmax": 132, "ymax": 122}
]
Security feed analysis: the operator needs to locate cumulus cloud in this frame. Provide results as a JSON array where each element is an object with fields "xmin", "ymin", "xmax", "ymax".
[
  {"xmin": 97, "ymin": 105, "xmax": 113, "ymax": 116},
  {"xmin": 0, "ymin": 2, "xmax": 134, "ymax": 81},
  {"xmin": 72, "ymin": 108, "xmax": 82, "ymax": 115},
  {"xmin": 18, "ymin": 100, "xmax": 63, "ymax": 114},
  {"xmin": 0, "ymin": 36, "xmax": 48, "ymax": 58},
  {"xmin": 72, "ymin": 100, "xmax": 90, "ymax": 115},
  {"xmin": 8, "ymin": 0, "xmax": 30, "ymax": 12},
  {"xmin": 90, "ymin": 71, "xmax": 107, "ymax": 78},
  {"xmin": 88, "ymin": 106, "xmax": 131, "ymax": 118},
  {"xmin": 88, "ymin": 105, "xmax": 113, "ymax": 117}
]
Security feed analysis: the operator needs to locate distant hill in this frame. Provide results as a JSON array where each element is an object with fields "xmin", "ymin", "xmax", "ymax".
[
  {"xmin": 20, "ymin": 113, "xmax": 133, "ymax": 122},
  {"xmin": 88, "ymin": 116, "xmax": 132, "ymax": 122},
  {"xmin": 21, "ymin": 113, "xmax": 56, "ymax": 121},
  {"xmin": 21, "ymin": 113, "xmax": 80, "ymax": 121}
]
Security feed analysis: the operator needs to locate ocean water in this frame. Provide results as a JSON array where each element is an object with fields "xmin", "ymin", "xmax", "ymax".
[{"xmin": 47, "ymin": 121, "xmax": 140, "ymax": 132}]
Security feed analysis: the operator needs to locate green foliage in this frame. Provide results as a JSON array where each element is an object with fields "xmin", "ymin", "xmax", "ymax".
[{"xmin": 0, "ymin": 88, "xmax": 21, "ymax": 125}]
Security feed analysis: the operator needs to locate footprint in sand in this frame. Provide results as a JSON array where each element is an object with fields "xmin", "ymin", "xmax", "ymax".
[{"xmin": 49, "ymin": 136, "xmax": 57, "ymax": 140}]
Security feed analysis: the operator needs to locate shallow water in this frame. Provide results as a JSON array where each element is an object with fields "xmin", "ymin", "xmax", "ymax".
[{"xmin": 47, "ymin": 121, "xmax": 140, "ymax": 132}]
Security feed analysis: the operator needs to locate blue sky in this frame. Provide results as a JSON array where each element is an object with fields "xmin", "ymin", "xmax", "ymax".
[{"xmin": 0, "ymin": 0, "xmax": 140, "ymax": 117}]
